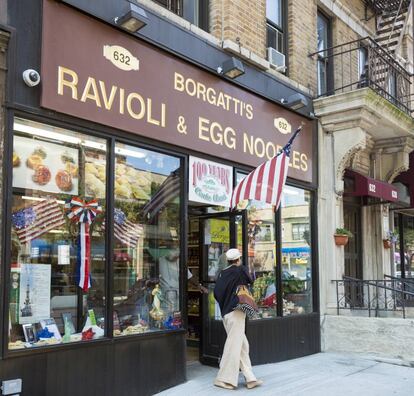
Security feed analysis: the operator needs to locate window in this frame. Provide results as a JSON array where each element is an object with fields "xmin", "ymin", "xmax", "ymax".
[
  {"xmin": 281, "ymin": 186, "xmax": 312, "ymax": 315},
  {"xmin": 9, "ymin": 118, "xmax": 107, "ymax": 349},
  {"xmin": 317, "ymin": 12, "xmax": 331, "ymax": 95},
  {"xmin": 113, "ymin": 143, "xmax": 182, "ymax": 336},
  {"xmin": 292, "ymin": 223, "xmax": 310, "ymax": 241},
  {"xmin": 358, "ymin": 46, "xmax": 368, "ymax": 82},
  {"xmin": 266, "ymin": 0, "xmax": 285, "ymax": 54},
  {"xmin": 236, "ymin": 172, "xmax": 277, "ymax": 320},
  {"xmin": 236, "ymin": 172, "xmax": 314, "ymax": 318},
  {"xmin": 152, "ymin": 0, "xmax": 208, "ymax": 30},
  {"xmin": 8, "ymin": 118, "xmax": 184, "ymax": 351}
]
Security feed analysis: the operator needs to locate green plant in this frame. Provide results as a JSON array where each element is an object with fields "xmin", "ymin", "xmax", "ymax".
[
  {"xmin": 335, "ymin": 228, "xmax": 353, "ymax": 238},
  {"xmin": 385, "ymin": 230, "xmax": 399, "ymax": 243},
  {"xmin": 282, "ymin": 273, "xmax": 305, "ymax": 294}
]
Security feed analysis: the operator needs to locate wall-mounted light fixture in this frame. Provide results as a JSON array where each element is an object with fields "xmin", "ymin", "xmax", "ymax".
[
  {"xmin": 217, "ymin": 57, "xmax": 245, "ymax": 79},
  {"xmin": 281, "ymin": 93, "xmax": 308, "ymax": 110},
  {"xmin": 114, "ymin": 3, "xmax": 149, "ymax": 33}
]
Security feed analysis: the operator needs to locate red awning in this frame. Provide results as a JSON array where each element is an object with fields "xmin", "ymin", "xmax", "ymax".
[{"xmin": 344, "ymin": 170, "xmax": 399, "ymax": 202}]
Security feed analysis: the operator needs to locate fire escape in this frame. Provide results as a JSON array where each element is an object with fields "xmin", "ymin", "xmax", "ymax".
[{"xmin": 311, "ymin": 0, "xmax": 413, "ymax": 115}]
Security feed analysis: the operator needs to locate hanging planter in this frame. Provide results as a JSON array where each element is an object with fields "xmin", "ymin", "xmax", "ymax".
[
  {"xmin": 383, "ymin": 239, "xmax": 392, "ymax": 249},
  {"xmin": 334, "ymin": 234, "xmax": 349, "ymax": 246},
  {"xmin": 334, "ymin": 228, "xmax": 353, "ymax": 247}
]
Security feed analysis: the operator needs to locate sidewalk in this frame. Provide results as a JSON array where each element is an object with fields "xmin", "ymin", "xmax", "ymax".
[{"xmin": 156, "ymin": 352, "xmax": 414, "ymax": 395}]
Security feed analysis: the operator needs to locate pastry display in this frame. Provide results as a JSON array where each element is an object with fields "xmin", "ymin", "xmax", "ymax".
[
  {"xmin": 61, "ymin": 150, "xmax": 75, "ymax": 164},
  {"xmin": 65, "ymin": 162, "xmax": 79, "ymax": 178},
  {"xmin": 26, "ymin": 154, "xmax": 43, "ymax": 169},
  {"xmin": 13, "ymin": 135, "xmax": 80, "ymax": 194},
  {"xmin": 85, "ymin": 172, "xmax": 105, "ymax": 197},
  {"xmin": 33, "ymin": 146, "xmax": 47, "ymax": 159},
  {"xmin": 55, "ymin": 170, "xmax": 73, "ymax": 191},
  {"xmin": 32, "ymin": 165, "xmax": 51, "ymax": 185},
  {"xmin": 13, "ymin": 152, "xmax": 20, "ymax": 167}
]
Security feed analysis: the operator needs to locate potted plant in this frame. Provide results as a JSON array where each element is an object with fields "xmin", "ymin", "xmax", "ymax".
[
  {"xmin": 334, "ymin": 228, "xmax": 353, "ymax": 246},
  {"xmin": 383, "ymin": 230, "xmax": 398, "ymax": 249}
]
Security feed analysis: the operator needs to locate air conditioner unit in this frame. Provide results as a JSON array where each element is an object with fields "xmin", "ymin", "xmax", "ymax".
[{"xmin": 267, "ymin": 47, "xmax": 286, "ymax": 72}]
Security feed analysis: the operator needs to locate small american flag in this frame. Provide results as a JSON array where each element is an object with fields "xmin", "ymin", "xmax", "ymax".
[
  {"xmin": 231, "ymin": 126, "xmax": 302, "ymax": 210},
  {"xmin": 114, "ymin": 208, "xmax": 143, "ymax": 248},
  {"xmin": 12, "ymin": 200, "xmax": 66, "ymax": 244},
  {"xmin": 142, "ymin": 170, "xmax": 180, "ymax": 220}
]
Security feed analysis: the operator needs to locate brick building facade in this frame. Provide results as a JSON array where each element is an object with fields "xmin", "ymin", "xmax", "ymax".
[{"xmin": 0, "ymin": 0, "xmax": 413, "ymax": 395}]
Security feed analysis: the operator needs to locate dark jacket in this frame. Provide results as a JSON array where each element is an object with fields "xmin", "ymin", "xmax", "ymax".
[{"xmin": 214, "ymin": 265, "xmax": 253, "ymax": 317}]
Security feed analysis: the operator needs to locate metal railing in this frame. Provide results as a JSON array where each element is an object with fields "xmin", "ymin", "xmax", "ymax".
[
  {"xmin": 384, "ymin": 274, "xmax": 414, "ymax": 297},
  {"xmin": 363, "ymin": 0, "xmax": 411, "ymax": 14},
  {"xmin": 333, "ymin": 276, "xmax": 414, "ymax": 318},
  {"xmin": 309, "ymin": 37, "xmax": 413, "ymax": 116}
]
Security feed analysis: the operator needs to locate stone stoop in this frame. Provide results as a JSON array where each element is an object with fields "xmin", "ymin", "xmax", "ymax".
[{"xmin": 321, "ymin": 314, "xmax": 414, "ymax": 365}]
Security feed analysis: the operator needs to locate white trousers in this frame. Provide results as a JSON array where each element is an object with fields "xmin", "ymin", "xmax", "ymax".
[{"xmin": 215, "ymin": 310, "xmax": 257, "ymax": 387}]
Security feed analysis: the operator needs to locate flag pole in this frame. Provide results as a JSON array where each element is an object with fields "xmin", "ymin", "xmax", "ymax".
[
  {"xmin": 231, "ymin": 122, "xmax": 305, "ymax": 212},
  {"xmin": 272, "ymin": 122, "xmax": 304, "ymax": 213}
]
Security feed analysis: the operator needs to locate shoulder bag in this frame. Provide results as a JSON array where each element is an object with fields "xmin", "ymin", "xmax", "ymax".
[{"xmin": 235, "ymin": 284, "xmax": 258, "ymax": 319}]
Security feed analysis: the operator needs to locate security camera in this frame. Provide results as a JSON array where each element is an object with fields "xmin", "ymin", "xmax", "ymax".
[{"xmin": 22, "ymin": 69, "xmax": 41, "ymax": 87}]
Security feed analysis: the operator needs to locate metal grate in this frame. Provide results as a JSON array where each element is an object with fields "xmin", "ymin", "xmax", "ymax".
[{"xmin": 364, "ymin": 0, "xmax": 411, "ymax": 14}]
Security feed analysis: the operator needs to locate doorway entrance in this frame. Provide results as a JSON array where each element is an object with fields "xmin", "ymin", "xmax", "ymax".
[
  {"xmin": 343, "ymin": 200, "xmax": 363, "ymax": 306},
  {"xmin": 185, "ymin": 207, "xmax": 246, "ymax": 366}
]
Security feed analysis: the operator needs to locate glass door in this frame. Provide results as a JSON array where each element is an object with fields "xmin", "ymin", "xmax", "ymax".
[{"xmin": 198, "ymin": 211, "xmax": 246, "ymax": 365}]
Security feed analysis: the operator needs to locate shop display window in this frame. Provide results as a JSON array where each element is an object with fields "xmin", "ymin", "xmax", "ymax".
[
  {"xmin": 236, "ymin": 171, "xmax": 314, "ymax": 318},
  {"xmin": 281, "ymin": 186, "xmax": 312, "ymax": 315},
  {"xmin": 9, "ymin": 118, "xmax": 107, "ymax": 350},
  {"xmin": 113, "ymin": 143, "xmax": 182, "ymax": 336},
  {"xmin": 248, "ymin": 201, "xmax": 277, "ymax": 319},
  {"xmin": 236, "ymin": 172, "xmax": 277, "ymax": 319}
]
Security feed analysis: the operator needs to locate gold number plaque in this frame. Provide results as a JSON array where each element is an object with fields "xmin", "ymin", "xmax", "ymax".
[
  {"xmin": 274, "ymin": 117, "xmax": 292, "ymax": 135},
  {"xmin": 103, "ymin": 45, "xmax": 139, "ymax": 71}
]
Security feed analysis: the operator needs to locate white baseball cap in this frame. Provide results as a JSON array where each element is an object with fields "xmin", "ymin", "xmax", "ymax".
[{"xmin": 226, "ymin": 248, "xmax": 242, "ymax": 261}]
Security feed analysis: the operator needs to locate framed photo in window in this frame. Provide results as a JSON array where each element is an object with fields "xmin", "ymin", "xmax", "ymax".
[{"xmin": 22, "ymin": 323, "xmax": 37, "ymax": 343}]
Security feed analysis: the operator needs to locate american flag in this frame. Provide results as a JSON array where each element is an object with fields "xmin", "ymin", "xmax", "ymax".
[
  {"xmin": 114, "ymin": 208, "xmax": 143, "ymax": 248},
  {"xmin": 142, "ymin": 170, "xmax": 180, "ymax": 220},
  {"xmin": 12, "ymin": 200, "xmax": 66, "ymax": 244},
  {"xmin": 231, "ymin": 126, "xmax": 302, "ymax": 209}
]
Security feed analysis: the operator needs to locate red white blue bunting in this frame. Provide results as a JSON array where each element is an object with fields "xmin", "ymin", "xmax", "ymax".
[{"xmin": 65, "ymin": 197, "xmax": 102, "ymax": 291}]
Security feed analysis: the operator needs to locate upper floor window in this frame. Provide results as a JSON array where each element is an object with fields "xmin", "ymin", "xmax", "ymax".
[
  {"xmin": 152, "ymin": 0, "xmax": 208, "ymax": 30},
  {"xmin": 317, "ymin": 11, "xmax": 331, "ymax": 95},
  {"xmin": 292, "ymin": 223, "xmax": 310, "ymax": 241},
  {"xmin": 266, "ymin": 0, "xmax": 285, "ymax": 54}
]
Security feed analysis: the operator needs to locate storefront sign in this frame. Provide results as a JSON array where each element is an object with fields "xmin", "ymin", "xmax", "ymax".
[
  {"xmin": 189, "ymin": 156, "xmax": 233, "ymax": 206},
  {"xmin": 41, "ymin": 1, "xmax": 314, "ymax": 183}
]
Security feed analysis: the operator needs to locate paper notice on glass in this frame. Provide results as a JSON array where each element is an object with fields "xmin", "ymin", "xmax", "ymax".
[
  {"xmin": 19, "ymin": 264, "xmax": 51, "ymax": 325},
  {"xmin": 58, "ymin": 245, "xmax": 70, "ymax": 265},
  {"xmin": 204, "ymin": 221, "xmax": 211, "ymax": 245}
]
